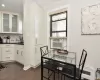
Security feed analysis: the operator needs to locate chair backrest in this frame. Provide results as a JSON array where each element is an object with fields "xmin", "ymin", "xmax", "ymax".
[
  {"xmin": 40, "ymin": 46, "xmax": 49, "ymax": 56},
  {"xmin": 79, "ymin": 49, "xmax": 87, "ymax": 79}
]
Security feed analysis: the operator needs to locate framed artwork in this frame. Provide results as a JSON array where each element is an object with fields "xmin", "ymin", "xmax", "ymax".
[{"xmin": 81, "ymin": 3, "xmax": 100, "ymax": 35}]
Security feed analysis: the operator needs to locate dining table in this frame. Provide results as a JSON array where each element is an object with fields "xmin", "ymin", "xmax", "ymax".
[{"xmin": 41, "ymin": 49, "xmax": 77, "ymax": 80}]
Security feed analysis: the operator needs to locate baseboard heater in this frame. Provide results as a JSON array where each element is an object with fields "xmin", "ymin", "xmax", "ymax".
[{"xmin": 82, "ymin": 70, "xmax": 90, "ymax": 80}]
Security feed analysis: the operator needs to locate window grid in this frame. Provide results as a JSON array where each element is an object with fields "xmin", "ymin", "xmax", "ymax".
[{"xmin": 50, "ymin": 11, "xmax": 67, "ymax": 37}]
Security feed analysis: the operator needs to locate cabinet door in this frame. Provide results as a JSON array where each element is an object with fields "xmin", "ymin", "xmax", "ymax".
[
  {"xmin": 16, "ymin": 49, "xmax": 24, "ymax": 64},
  {"xmin": 0, "ymin": 12, "xmax": 2, "ymax": 32},
  {"xmin": 16, "ymin": 50, "xmax": 20, "ymax": 62},
  {"xmin": 35, "ymin": 46, "xmax": 41, "ymax": 66},
  {"xmin": 2, "ymin": 48, "xmax": 14, "ymax": 61},
  {"xmin": 2, "ymin": 13, "xmax": 10, "ymax": 32},
  {"xmin": 0, "ymin": 48, "xmax": 1, "ymax": 61},
  {"xmin": 11, "ymin": 15, "xmax": 18, "ymax": 32},
  {"xmin": 20, "ymin": 49, "xmax": 24, "ymax": 64}
]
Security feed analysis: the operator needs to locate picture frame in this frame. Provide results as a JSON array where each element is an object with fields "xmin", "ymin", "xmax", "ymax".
[{"xmin": 81, "ymin": 3, "xmax": 100, "ymax": 35}]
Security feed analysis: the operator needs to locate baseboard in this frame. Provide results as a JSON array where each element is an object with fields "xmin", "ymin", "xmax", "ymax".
[
  {"xmin": 0, "ymin": 60, "xmax": 16, "ymax": 63},
  {"xmin": 15, "ymin": 61, "xmax": 24, "ymax": 66},
  {"xmin": 32, "ymin": 63, "xmax": 41, "ymax": 68},
  {"xmin": 23, "ymin": 65, "xmax": 32, "ymax": 70}
]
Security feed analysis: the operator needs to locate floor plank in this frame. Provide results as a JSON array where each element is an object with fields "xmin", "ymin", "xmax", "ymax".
[{"xmin": 0, "ymin": 62, "xmax": 41, "ymax": 80}]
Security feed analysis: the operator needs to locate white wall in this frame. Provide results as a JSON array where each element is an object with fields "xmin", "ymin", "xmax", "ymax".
[
  {"xmin": 69, "ymin": 0, "xmax": 100, "ymax": 69},
  {"xmin": 47, "ymin": 0, "xmax": 100, "ymax": 69}
]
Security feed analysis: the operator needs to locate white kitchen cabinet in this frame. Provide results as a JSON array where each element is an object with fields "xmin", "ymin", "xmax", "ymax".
[
  {"xmin": 1, "ymin": 44, "xmax": 15, "ymax": 61},
  {"xmin": 0, "ymin": 48, "xmax": 2, "ymax": 61},
  {"xmin": 0, "ymin": 44, "xmax": 24, "ymax": 64},
  {"xmin": 15, "ymin": 46, "xmax": 24, "ymax": 64},
  {"xmin": 2, "ymin": 47, "xmax": 15, "ymax": 61},
  {"xmin": 34, "ymin": 45, "xmax": 41, "ymax": 67},
  {"xmin": 20, "ymin": 49, "xmax": 24, "ymax": 64},
  {"xmin": 0, "ymin": 12, "xmax": 2, "ymax": 32},
  {"xmin": 0, "ymin": 11, "xmax": 23, "ymax": 34},
  {"xmin": 2, "ymin": 13, "xmax": 10, "ymax": 32},
  {"xmin": 23, "ymin": 1, "xmax": 47, "ymax": 68},
  {"xmin": 11, "ymin": 15, "xmax": 18, "ymax": 32}
]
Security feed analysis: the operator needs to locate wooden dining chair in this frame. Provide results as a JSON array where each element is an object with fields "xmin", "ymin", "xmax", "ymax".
[{"xmin": 61, "ymin": 49, "xmax": 87, "ymax": 80}]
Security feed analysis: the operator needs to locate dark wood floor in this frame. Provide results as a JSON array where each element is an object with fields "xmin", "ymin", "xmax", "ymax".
[
  {"xmin": 0, "ymin": 63, "xmax": 72, "ymax": 80},
  {"xmin": 0, "ymin": 62, "xmax": 41, "ymax": 80}
]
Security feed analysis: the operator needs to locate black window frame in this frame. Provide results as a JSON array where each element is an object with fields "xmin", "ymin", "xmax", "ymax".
[{"xmin": 50, "ymin": 11, "xmax": 67, "ymax": 37}]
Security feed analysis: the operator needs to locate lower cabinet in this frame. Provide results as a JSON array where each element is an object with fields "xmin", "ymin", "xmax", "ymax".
[
  {"xmin": 2, "ymin": 48, "xmax": 15, "ymax": 61},
  {"xmin": 16, "ymin": 48, "xmax": 24, "ymax": 64},
  {"xmin": 0, "ymin": 44, "xmax": 24, "ymax": 65},
  {"xmin": 34, "ymin": 46, "xmax": 41, "ymax": 67}
]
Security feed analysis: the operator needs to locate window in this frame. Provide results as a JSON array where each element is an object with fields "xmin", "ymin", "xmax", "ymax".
[{"xmin": 50, "ymin": 11, "xmax": 67, "ymax": 37}]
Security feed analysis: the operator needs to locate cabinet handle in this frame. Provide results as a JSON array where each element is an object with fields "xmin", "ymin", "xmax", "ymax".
[
  {"xmin": 6, "ymin": 50, "xmax": 10, "ymax": 52},
  {"xmin": 35, "ymin": 47, "xmax": 37, "ymax": 53},
  {"xmin": 17, "ymin": 50, "xmax": 18, "ymax": 54},
  {"xmin": 8, "ymin": 53, "xmax": 12, "ymax": 54},
  {"xmin": 6, "ymin": 57, "xmax": 10, "ymax": 59},
  {"xmin": 21, "ymin": 51, "xmax": 23, "ymax": 56},
  {"xmin": 6, "ymin": 45, "xmax": 10, "ymax": 46}
]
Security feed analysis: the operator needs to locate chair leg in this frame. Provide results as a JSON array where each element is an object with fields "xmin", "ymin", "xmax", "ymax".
[
  {"xmin": 64, "ymin": 75, "xmax": 65, "ymax": 80},
  {"xmin": 48, "ymin": 70, "xmax": 49, "ymax": 76},
  {"xmin": 58, "ymin": 72, "xmax": 59, "ymax": 80},
  {"xmin": 61, "ymin": 74, "xmax": 62, "ymax": 80},
  {"xmin": 48, "ymin": 70, "xmax": 50, "ymax": 80},
  {"xmin": 41, "ymin": 68, "xmax": 43, "ymax": 80},
  {"xmin": 54, "ymin": 72, "xmax": 55, "ymax": 80}
]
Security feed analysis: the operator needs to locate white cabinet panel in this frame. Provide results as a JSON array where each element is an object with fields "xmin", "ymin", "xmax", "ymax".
[
  {"xmin": 0, "ymin": 12, "xmax": 2, "ymax": 32},
  {"xmin": 16, "ymin": 50, "xmax": 20, "ymax": 62},
  {"xmin": 2, "ymin": 48, "xmax": 14, "ymax": 61},
  {"xmin": 12, "ymin": 15, "xmax": 18, "ymax": 32},
  {"xmin": 20, "ymin": 49, "xmax": 24, "ymax": 64},
  {"xmin": 2, "ymin": 44, "xmax": 14, "ymax": 48},
  {"xmin": 0, "ymin": 48, "xmax": 1, "ymax": 61},
  {"xmin": 34, "ymin": 46, "xmax": 41, "ymax": 67},
  {"xmin": 15, "ymin": 46, "xmax": 24, "ymax": 64},
  {"xmin": 0, "ymin": 12, "xmax": 23, "ymax": 34},
  {"xmin": 2, "ymin": 13, "xmax": 10, "ymax": 32},
  {"xmin": 0, "ymin": 44, "xmax": 24, "ymax": 63}
]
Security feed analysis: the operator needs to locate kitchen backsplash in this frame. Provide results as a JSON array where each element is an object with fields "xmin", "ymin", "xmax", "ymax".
[{"xmin": 0, "ymin": 34, "xmax": 23, "ymax": 43}]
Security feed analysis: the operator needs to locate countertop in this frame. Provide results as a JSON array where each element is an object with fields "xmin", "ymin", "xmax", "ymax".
[{"xmin": 0, "ymin": 43, "xmax": 24, "ymax": 45}]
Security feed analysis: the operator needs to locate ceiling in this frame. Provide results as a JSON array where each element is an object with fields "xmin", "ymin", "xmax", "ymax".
[
  {"xmin": 0, "ymin": 0, "xmax": 68, "ymax": 14},
  {"xmin": 35, "ymin": 0, "xmax": 68, "ymax": 10},
  {"xmin": 0, "ymin": 0, "xmax": 23, "ymax": 14}
]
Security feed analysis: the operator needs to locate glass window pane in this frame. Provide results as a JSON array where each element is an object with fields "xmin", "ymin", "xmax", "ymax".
[
  {"xmin": 52, "ymin": 32, "xmax": 66, "ymax": 37},
  {"xmin": 52, "ymin": 20, "xmax": 66, "ymax": 31},
  {"xmin": 12, "ymin": 15, "xmax": 18, "ymax": 32},
  {"xmin": 52, "ymin": 13, "xmax": 66, "ymax": 21},
  {"xmin": 3, "ymin": 14, "xmax": 10, "ymax": 32},
  {"xmin": 3, "ymin": 14, "xmax": 9, "ymax": 19}
]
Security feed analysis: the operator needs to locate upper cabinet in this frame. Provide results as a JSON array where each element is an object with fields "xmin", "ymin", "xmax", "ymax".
[
  {"xmin": 3, "ymin": 13, "xmax": 10, "ymax": 32},
  {"xmin": 11, "ymin": 15, "xmax": 18, "ymax": 32},
  {"xmin": 0, "ymin": 12, "xmax": 23, "ymax": 34},
  {"xmin": 0, "ymin": 12, "xmax": 2, "ymax": 32}
]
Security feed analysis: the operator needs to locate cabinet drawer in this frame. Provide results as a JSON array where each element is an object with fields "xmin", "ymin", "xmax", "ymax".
[
  {"xmin": 15, "ymin": 45, "xmax": 24, "ymax": 49},
  {"xmin": 2, "ymin": 56, "xmax": 13, "ymax": 61},
  {"xmin": 2, "ymin": 44, "xmax": 14, "ymax": 48},
  {"xmin": 2, "ymin": 48, "xmax": 13, "ymax": 53}
]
